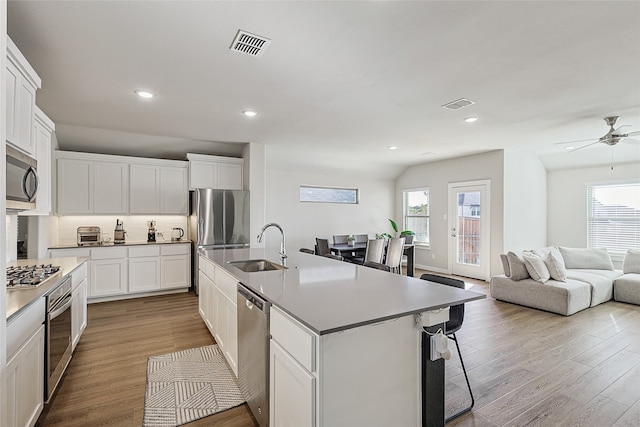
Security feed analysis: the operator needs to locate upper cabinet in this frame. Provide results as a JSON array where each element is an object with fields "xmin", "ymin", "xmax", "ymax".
[
  {"xmin": 187, "ymin": 153, "xmax": 243, "ymax": 190},
  {"xmin": 55, "ymin": 151, "xmax": 188, "ymax": 215},
  {"xmin": 6, "ymin": 37, "xmax": 41, "ymax": 157}
]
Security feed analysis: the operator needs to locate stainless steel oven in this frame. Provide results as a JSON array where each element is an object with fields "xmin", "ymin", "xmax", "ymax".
[
  {"xmin": 45, "ymin": 276, "xmax": 73, "ymax": 403},
  {"xmin": 6, "ymin": 145, "xmax": 38, "ymax": 213}
]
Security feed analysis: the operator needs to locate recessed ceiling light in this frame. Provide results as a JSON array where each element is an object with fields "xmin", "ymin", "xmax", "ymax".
[
  {"xmin": 464, "ymin": 116, "xmax": 479, "ymax": 123},
  {"xmin": 135, "ymin": 90, "xmax": 155, "ymax": 99},
  {"xmin": 388, "ymin": 146, "xmax": 398, "ymax": 150},
  {"xmin": 565, "ymin": 146, "xmax": 575, "ymax": 150},
  {"xmin": 242, "ymin": 110, "xmax": 258, "ymax": 117}
]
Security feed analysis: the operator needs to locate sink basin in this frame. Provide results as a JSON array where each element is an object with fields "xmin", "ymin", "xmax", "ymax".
[{"xmin": 228, "ymin": 259, "xmax": 288, "ymax": 272}]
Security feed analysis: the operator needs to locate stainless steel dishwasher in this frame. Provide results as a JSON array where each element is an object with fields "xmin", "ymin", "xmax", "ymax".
[{"xmin": 237, "ymin": 284, "xmax": 270, "ymax": 427}]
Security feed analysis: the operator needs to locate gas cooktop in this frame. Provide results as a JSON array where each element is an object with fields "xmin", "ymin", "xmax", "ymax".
[{"xmin": 6, "ymin": 264, "xmax": 62, "ymax": 289}]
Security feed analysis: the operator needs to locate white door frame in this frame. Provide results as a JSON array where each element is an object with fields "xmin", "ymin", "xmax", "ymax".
[{"xmin": 447, "ymin": 180, "xmax": 491, "ymax": 281}]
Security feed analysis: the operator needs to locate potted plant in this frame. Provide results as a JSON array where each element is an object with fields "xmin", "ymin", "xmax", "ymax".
[
  {"xmin": 388, "ymin": 219, "xmax": 415, "ymax": 243},
  {"xmin": 347, "ymin": 235, "xmax": 355, "ymax": 246}
]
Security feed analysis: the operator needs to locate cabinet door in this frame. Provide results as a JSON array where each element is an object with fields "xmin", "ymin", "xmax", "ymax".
[
  {"xmin": 71, "ymin": 278, "xmax": 88, "ymax": 350},
  {"xmin": 33, "ymin": 118, "xmax": 52, "ymax": 214},
  {"xmin": 161, "ymin": 254, "xmax": 189, "ymax": 289},
  {"xmin": 94, "ymin": 161, "xmax": 128, "ymax": 213},
  {"xmin": 214, "ymin": 285, "xmax": 227, "ymax": 349},
  {"xmin": 129, "ymin": 164, "xmax": 160, "ymax": 213},
  {"xmin": 5, "ymin": 60, "xmax": 36, "ymax": 156},
  {"xmin": 270, "ymin": 340, "xmax": 315, "ymax": 427},
  {"xmin": 218, "ymin": 163, "xmax": 243, "ymax": 190},
  {"xmin": 90, "ymin": 258, "xmax": 127, "ymax": 297},
  {"xmin": 57, "ymin": 158, "xmax": 93, "ymax": 214},
  {"xmin": 5, "ymin": 325, "xmax": 45, "ymax": 427},
  {"xmin": 224, "ymin": 294, "xmax": 238, "ymax": 376},
  {"xmin": 129, "ymin": 257, "xmax": 161, "ymax": 293},
  {"xmin": 160, "ymin": 166, "xmax": 188, "ymax": 214},
  {"xmin": 189, "ymin": 160, "xmax": 217, "ymax": 189},
  {"xmin": 5, "ymin": 60, "xmax": 20, "ymax": 146}
]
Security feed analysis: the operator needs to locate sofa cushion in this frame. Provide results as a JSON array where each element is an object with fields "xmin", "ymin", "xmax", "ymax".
[
  {"xmin": 522, "ymin": 253, "xmax": 550, "ymax": 283},
  {"xmin": 558, "ymin": 247, "xmax": 614, "ymax": 270},
  {"xmin": 623, "ymin": 249, "xmax": 640, "ymax": 274},
  {"xmin": 566, "ymin": 270, "xmax": 616, "ymax": 306},
  {"xmin": 490, "ymin": 275, "xmax": 591, "ymax": 316},
  {"xmin": 507, "ymin": 251, "xmax": 529, "ymax": 281},
  {"xmin": 614, "ymin": 273, "xmax": 640, "ymax": 305},
  {"xmin": 500, "ymin": 253, "xmax": 511, "ymax": 277},
  {"xmin": 544, "ymin": 250, "xmax": 567, "ymax": 282}
]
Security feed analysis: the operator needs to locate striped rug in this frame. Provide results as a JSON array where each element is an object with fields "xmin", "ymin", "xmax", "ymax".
[{"xmin": 143, "ymin": 345, "xmax": 244, "ymax": 427}]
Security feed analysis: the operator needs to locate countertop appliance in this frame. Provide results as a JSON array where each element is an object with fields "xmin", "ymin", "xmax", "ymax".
[
  {"xmin": 171, "ymin": 227, "xmax": 184, "ymax": 241},
  {"xmin": 77, "ymin": 226, "xmax": 101, "ymax": 246},
  {"xmin": 6, "ymin": 264, "xmax": 61, "ymax": 289},
  {"xmin": 45, "ymin": 276, "xmax": 73, "ymax": 403},
  {"xmin": 6, "ymin": 145, "xmax": 38, "ymax": 213},
  {"xmin": 114, "ymin": 219, "xmax": 126, "ymax": 244},
  {"xmin": 147, "ymin": 220, "xmax": 157, "ymax": 242},
  {"xmin": 189, "ymin": 189, "xmax": 250, "ymax": 293},
  {"xmin": 237, "ymin": 284, "xmax": 270, "ymax": 427}
]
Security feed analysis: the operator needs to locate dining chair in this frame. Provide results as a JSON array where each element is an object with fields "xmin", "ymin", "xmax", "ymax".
[
  {"xmin": 299, "ymin": 248, "xmax": 315, "ymax": 254},
  {"xmin": 354, "ymin": 234, "xmax": 368, "ymax": 244},
  {"xmin": 419, "ymin": 273, "xmax": 474, "ymax": 422},
  {"xmin": 363, "ymin": 261, "xmax": 390, "ymax": 272},
  {"xmin": 364, "ymin": 239, "xmax": 385, "ymax": 264},
  {"xmin": 323, "ymin": 253, "xmax": 344, "ymax": 261},
  {"xmin": 384, "ymin": 237, "xmax": 406, "ymax": 274},
  {"xmin": 315, "ymin": 238, "xmax": 331, "ymax": 256},
  {"xmin": 333, "ymin": 235, "xmax": 349, "ymax": 245}
]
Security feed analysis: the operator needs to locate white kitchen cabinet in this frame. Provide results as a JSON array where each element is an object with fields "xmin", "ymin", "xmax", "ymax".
[
  {"xmin": 130, "ymin": 163, "xmax": 188, "ymax": 214},
  {"xmin": 128, "ymin": 245, "xmax": 161, "ymax": 293},
  {"xmin": 90, "ymin": 247, "xmax": 128, "ymax": 298},
  {"xmin": 187, "ymin": 153, "xmax": 244, "ymax": 190},
  {"xmin": 270, "ymin": 340, "xmax": 316, "ymax": 427},
  {"xmin": 198, "ymin": 270, "xmax": 215, "ymax": 332},
  {"xmin": 93, "ymin": 161, "xmax": 128, "ymax": 214},
  {"xmin": 71, "ymin": 278, "xmax": 88, "ymax": 351},
  {"xmin": 6, "ymin": 297, "xmax": 46, "ymax": 427},
  {"xmin": 161, "ymin": 244, "xmax": 190, "ymax": 289},
  {"xmin": 6, "ymin": 36, "xmax": 41, "ymax": 157},
  {"xmin": 20, "ymin": 107, "xmax": 54, "ymax": 216},
  {"xmin": 56, "ymin": 157, "xmax": 93, "ymax": 214}
]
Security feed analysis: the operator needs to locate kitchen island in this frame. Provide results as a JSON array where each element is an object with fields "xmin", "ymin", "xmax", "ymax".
[{"xmin": 199, "ymin": 248, "xmax": 485, "ymax": 427}]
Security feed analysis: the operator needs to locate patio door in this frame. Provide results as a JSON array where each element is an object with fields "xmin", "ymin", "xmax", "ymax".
[{"xmin": 448, "ymin": 180, "xmax": 490, "ymax": 281}]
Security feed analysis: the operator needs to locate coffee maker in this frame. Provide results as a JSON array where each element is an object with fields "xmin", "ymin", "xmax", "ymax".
[
  {"xmin": 147, "ymin": 220, "xmax": 157, "ymax": 242},
  {"xmin": 114, "ymin": 219, "xmax": 126, "ymax": 244}
]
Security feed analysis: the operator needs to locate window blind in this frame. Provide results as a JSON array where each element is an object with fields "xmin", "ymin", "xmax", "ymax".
[{"xmin": 587, "ymin": 182, "xmax": 640, "ymax": 253}]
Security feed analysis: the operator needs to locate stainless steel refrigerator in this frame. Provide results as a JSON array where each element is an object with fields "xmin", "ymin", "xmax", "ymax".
[{"xmin": 189, "ymin": 189, "xmax": 250, "ymax": 293}]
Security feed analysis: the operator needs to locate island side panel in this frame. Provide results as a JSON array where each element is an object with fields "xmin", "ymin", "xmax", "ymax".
[{"xmin": 319, "ymin": 315, "xmax": 421, "ymax": 427}]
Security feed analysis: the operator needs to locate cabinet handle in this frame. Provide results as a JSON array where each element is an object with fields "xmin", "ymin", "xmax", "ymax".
[{"xmin": 23, "ymin": 166, "xmax": 40, "ymax": 202}]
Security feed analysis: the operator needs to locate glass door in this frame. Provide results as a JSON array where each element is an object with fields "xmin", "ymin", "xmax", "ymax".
[{"xmin": 448, "ymin": 181, "xmax": 490, "ymax": 281}]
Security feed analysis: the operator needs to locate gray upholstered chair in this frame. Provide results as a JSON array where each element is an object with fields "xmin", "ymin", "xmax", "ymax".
[
  {"xmin": 363, "ymin": 261, "xmax": 391, "ymax": 272},
  {"xmin": 299, "ymin": 248, "xmax": 315, "ymax": 254},
  {"xmin": 364, "ymin": 239, "xmax": 385, "ymax": 264},
  {"xmin": 384, "ymin": 237, "xmax": 406, "ymax": 274},
  {"xmin": 354, "ymin": 234, "xmax": 368, "ymax": 244},
  {"xmin": 323, "ymin": 253, "xmax": 344, "ymax": 261},
  {"xmin": 315, "ymin": 238, "xmax": 331, "ymax": 256},
  {"xmin": 332, "ymin": 235, "xmax": 349, "ymax": 245},
  {"xmin": 419, "ymin": 273, "xmax": 474, "ymax": 422}
]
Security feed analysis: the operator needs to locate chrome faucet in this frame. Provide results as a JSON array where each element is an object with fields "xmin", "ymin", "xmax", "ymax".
[{"xmin": 257, "ymin": 223, "xmax": 287, "ymax": 262}]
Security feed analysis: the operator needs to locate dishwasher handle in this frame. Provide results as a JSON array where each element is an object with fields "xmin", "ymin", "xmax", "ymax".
[{"xmin": 238, "ymin": 284, "xmax": 267, "ymax": 312}]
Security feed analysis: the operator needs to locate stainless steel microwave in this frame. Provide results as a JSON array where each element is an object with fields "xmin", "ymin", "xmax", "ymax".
[{"xmin": 6, "ymin": 145, "xmax": 39, "ymax": 213}]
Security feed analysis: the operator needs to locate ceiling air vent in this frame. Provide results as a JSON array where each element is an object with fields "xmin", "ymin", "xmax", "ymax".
[
  {"xmin": 442, "ymin": 98, "xmax": 476, "ymax": 110},
  {"xmin": 230, "ymin": 30, "xmax": 271, "ymax": 58}
]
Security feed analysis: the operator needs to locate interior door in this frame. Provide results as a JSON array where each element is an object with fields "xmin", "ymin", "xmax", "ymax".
[{"xmin": 448, "ymin": 181, "xmax": 490, "ymax": 281}]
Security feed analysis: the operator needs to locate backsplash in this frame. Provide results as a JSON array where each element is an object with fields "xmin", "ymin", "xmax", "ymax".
[{"xmin": 56, "ymin": 216, "xmax": 188, "ymax": 246}]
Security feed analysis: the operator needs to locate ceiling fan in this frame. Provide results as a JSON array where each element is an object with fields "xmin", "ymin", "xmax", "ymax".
[{"xmin": 555, "ymin": 116, "xmax": 640, "ymax": 152}]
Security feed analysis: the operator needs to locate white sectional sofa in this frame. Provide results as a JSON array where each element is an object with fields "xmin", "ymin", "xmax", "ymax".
[{"xmin": 490, "ymin": 247, "xmax": 639, "ymax": 316}]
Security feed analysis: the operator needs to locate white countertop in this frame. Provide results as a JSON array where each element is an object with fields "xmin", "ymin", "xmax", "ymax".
[
  {"xmin": 200, "ymin": 248, "xmax": 485, "ymax": 335},
  {"xmin": 6, "ymin": 257, "xmax": 88, "ymax": 321}
]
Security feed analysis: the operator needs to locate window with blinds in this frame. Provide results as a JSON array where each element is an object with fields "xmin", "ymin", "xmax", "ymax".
[
  {"xmin": 403, "ymin": 189, "xmax": 429, "ymax": 246},
  {"xmin": 587, "ymin": 182, "xmax": 640, "ymax": 253}
]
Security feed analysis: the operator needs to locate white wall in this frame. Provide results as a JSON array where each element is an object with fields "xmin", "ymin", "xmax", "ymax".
[
  {"xmin": 548, "ymin": 161, "xmax": 640, "ymax": 248},
  {"xmin": 245, "ymin": 143, "xmax": 266, "ymax": 248},
  {"xmin": 503, "ymin": 150, "xmax": 547, "ymax": 252},
  {"xmin": 396, "ymin": 150, "xmax": 505, "ymax": 277},
  {"xmin": 264, "ymin": 168, "xmax": 394, "ymax": 254}
]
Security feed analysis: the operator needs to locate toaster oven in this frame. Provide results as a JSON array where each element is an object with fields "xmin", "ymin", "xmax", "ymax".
[{"xmin": 77, "ymin": 226, "xmax": 101, "ymax": 246}]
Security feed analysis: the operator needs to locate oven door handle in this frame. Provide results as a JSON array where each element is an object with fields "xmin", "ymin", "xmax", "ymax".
[{"xmin": 49, "ymin": 294, "xmax": 72, "ymax": 319}]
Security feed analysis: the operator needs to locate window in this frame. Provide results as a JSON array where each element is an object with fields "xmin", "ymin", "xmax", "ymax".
[
  {"xmin": 404, "ymin": 189, "xmax": 429, "ymax": 245},
  {"xmin": 299, "ymin": 186, "xmax": 359, "ymax": 204},
  {"xmin": 587, "ymin": 182, "xmax": 640, "ymax": 253}
]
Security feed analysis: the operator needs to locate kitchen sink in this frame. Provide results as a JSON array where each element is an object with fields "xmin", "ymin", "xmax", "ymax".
[{"xmin": 228, "ymin": 259, "xmax": 288, "ymax": 272}]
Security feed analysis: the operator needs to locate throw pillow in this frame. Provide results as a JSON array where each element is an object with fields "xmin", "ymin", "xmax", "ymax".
[
  {"xmin": 623, "ymin": 249, "xmax": 640, "ymax": 274},
  {"xmin": 522, "ymin": 253, "xmax": 551, "ymax": 283},
  {"xmin": 558, "ymin": 247, "xmax": 614, "ymax": 270},
  {"xmin": 544, "ymin": 250, "xmax": 567, "ymax": 282},
  {"xmin": 507, "ymin": 251, "xmax": 529, "ymax": 281},
  {"xmin": 500, "ymin": 254, "xmax": 511, "ymax": 277}
]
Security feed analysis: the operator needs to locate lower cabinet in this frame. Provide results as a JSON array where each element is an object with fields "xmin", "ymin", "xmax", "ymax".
[
  {"xmin": 91, "ymin": 257, "xmax": 127, "ymax": 297},
  {"xmin": 71, "ymin": 277, "xmax": 88, "ymax": 351},
  {"xmin": 6, "ymin": 298, "xmax": 46, "ymax": 427},
  {"xmin": 198, "ymin": 255, "xmax": 238, "ymax": 376}
]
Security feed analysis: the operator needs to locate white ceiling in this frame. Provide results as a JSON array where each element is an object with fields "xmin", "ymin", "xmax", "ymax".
[{"xmin": 7, "ymin": 1, "xmax": 640, "ymax": 178}]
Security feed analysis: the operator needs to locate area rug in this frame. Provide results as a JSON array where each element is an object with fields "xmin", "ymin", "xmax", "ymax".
[{"xmin": 143, "ymin": 345, "xmax": 244, "ymax": 427}]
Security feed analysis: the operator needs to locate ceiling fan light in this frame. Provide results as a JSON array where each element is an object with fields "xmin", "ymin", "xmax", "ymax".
[
  {"xmin": 464, "ymin": 116, "xmax": 479, "ymax": 123},
  {"xmin": 242, "ymin": 110, "xmax": 258, "ymax": 117},
  {"xmin": 565, "ymin": 146, "xmax": 575, "ymax": 150},
  {"xmin": 388, "ymin": 146, "xmax": 398, "ymax": 150}
]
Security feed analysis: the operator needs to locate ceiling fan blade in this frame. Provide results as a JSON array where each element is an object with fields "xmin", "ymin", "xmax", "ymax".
[
  {"xmin": 626, "ymin": 130, "xmax": 640, "ymax": 136},
  {"xmin": 613, "ymin": 125, "xmax": 631, "ymax": 133},
  {"xmin": 568, "ymin": 140, "xmax": 601, "ymax": 153},
  {"xmin": 554, "ymin": 138, "xmax": 598, "ymax": 145}
]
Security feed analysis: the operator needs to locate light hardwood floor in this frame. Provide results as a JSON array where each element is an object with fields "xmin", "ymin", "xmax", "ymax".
[{"xmin": 36, "ymin": 273, "xmax": 640, "ymax": 426}]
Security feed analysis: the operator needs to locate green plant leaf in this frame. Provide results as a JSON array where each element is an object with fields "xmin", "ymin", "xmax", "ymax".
[
  {"xmin": 389, "ymin": 218, "xmax": 398, "ymax": 233},
  {"xmin": 400, "ymin": 230, "xmax": 415, "ymax": 235}
]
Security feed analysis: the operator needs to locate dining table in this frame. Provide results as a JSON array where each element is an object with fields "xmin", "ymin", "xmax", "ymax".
[{"xmin": 329, "ymin": 242, "xmax": 416, "ymax": 277}]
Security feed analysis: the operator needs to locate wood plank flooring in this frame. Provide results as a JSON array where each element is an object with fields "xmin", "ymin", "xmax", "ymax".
[{"xmin": 36, "ymin": 274, "xmax": 640, "ymax": 426}]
